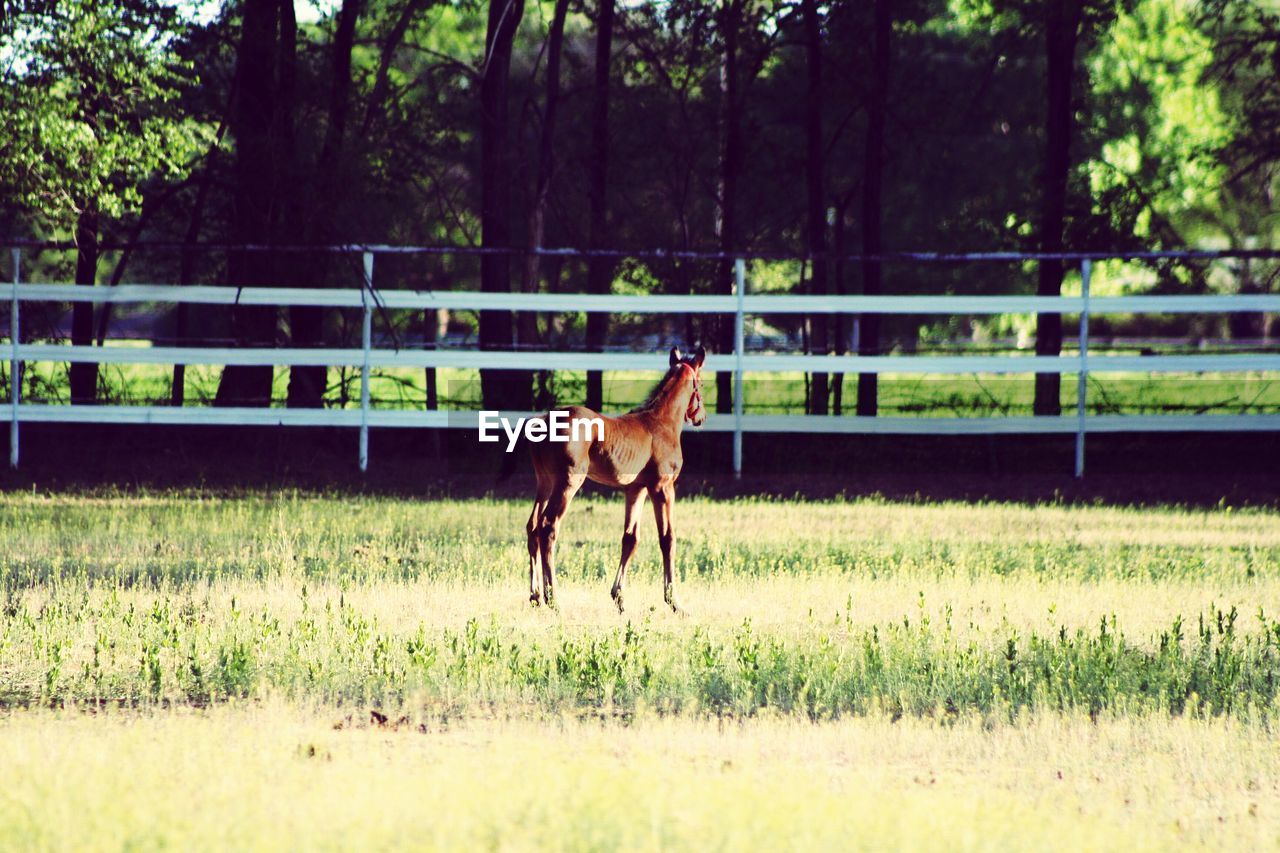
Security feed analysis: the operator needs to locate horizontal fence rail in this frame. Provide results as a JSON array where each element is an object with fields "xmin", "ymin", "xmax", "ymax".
[
  {"xmin": 15, "ymin": 282, "xmax": 1280, "ymax": 314},
  {"xmin": 5, "ymin": 248, "xmax": 1280, "ymax": 477},
  {"xmin": 5, "ymin": 405, "xmax": 1278, "ymax": 435},
  {"xmin": 13, "ymin": 344, "xmax": 1280, "ymax": 374}
]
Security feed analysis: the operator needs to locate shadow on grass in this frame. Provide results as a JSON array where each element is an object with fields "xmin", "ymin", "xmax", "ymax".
[{"xmin": 1, "ymin": 424, "xmax": 1277, "ymax": 509}]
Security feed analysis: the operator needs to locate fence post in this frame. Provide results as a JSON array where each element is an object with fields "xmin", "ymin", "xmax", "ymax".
[
  {"xmin": 1075, "ymin": 259, "xmax": 1091, "ymax": 479},
  {"xmin": 359, "ymin": 251, "xmax": 374, "ymax": 473},
  {"xmin": 9, "ymin": 248, "xmax": 19, "ymax": 470},
  {"xmin": 733, "ymin": 257, "xmax": 745, "ymax": 478}
]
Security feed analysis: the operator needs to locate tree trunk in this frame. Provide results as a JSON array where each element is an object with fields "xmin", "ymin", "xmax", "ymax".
[
  {"xmin": 715, "ymin": 0, "xmax": 743, "ymax": 415},
  {"xmin": 1034, "ymin": 0, "xmax": 1083, "ymax": 417},
  {"xmin": 287, "ymin": 0, "xmax": 362, "ymax": 409},
  {"xmin": 585, "ymin": 0, "xmax": 614, "ymax": 412},
  {"xmin": 832, "ymin": 196, "xmax": 850, "ymax": 415},
  {"xmin": 423, "ymin": 303, "xmax": 441, "ymax": 457},
  {"xmin": 283, "ymin": 0, "xmax": 322, "ymax": 409},
  {"xmin": 216, "ymin": 0, "xmax": 280, "ymax": 407},
  {"xmin": 536, "ymin": 255, "xmax": 564, "ymax": 408},
  {"xmin": 803, "ymin": 0, "xmax": 828, "ymax": 415},
  {"xmin": 173, "ymin": 152, "xmax": 219, "ymax": 406},
  {"xmin": 521, "ymin": 0, "xmax": 570, "ymax": 392},
  {"xmin": 479, "ymin": 0, "xmax": 528, "ymax": 412},
  {"xmin": 70, "ymin": 206, "xmax": 98, "ymax": 405},
  {"xmin": 858, "ymin": 0, "xmax": 891, "ymax": 417},
  {"xmin": 424, "ymin": 307, "xmax": 439, "ymax": 410}
]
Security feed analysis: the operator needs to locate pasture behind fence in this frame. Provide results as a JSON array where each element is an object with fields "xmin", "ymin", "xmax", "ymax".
[{"xmin": 4, "ymin": 244, "xmax": 1280, "ymax": 477}]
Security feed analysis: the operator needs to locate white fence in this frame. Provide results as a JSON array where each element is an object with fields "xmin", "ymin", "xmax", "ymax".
[{"xmin": 7, "ymin": 249, "xmax": 1280, "ymax": 478}]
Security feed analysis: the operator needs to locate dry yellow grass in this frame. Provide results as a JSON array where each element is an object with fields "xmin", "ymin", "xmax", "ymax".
[{"xmin": 0, "ymin": 704, "xmax": 1276, "ymax": 850}]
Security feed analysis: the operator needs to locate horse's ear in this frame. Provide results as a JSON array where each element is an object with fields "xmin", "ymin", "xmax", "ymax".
[
  {"xmin": 669, "ymin": 346, "xmax": 682, "ymax": 367},
  {"xmin": 691, "ymin": 345, "xmax": 706, "ymax": 368}
]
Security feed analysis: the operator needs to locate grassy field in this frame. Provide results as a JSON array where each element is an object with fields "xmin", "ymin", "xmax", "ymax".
[{"xmin": 2, "ymin": 491, "xmax": 1279, "ymax": 847}]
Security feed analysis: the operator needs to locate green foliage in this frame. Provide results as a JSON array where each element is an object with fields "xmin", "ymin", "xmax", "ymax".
[
  {"xmin": 1088, "ymin": 0, "xmax": 1231, "ymax": 248},
  {"xmin": 0, "ymin": 0, "xmax": 1274, "ymax": 357},
  {"xmin": 0, "ymin": 0, "xmax": 208, "ymax": 227}
]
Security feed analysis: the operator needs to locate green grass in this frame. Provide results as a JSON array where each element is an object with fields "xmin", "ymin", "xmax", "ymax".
[
  {"xmin": 3, "ymin": 493, "xmax": 1280, "ymax": 717},
  {"xmin": 8, "ymin": 580, "xmax": 1277, "ymax": 717},
  {"xmin": 3, "ymin": 491, "xmax": 1280, "ymax": 848}
]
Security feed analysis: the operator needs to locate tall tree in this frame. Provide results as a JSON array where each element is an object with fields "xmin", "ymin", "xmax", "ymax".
[
  {"xmin": 478, "ymin": 0, "xmax": 528, "ymax": 411},
  {"xmin": 70, "ymin": 205, "xmax": 99, "ymax": 403},
  {"xmin": 857, "ymin": 0, "xmax": 891, "ymax": 417},
  {"xmin": 286, "ymin": 0, "xmax": 364, "ymax": 409},
  {"xmin": 585, "ymin": 0, "xmax": 615, "ymax": 412},
  {"xmin": 1199, "ymin": 0, "xmax": 1280, "ymax": 338},
  {"xmin": 715, "ymin": 0, "xmax": 744, "ymax": 415},
  {"xmin": 1033, "ymin": 0, "xmax": 1085, "ymax": 417},
  {"xmin": 0, "ymin": 0, "xmax": 203, "ymax": 405},
  {"xmin": 522, "ymin": 0, "xmax": 570, "ymax": 408},
  {"xmin": 1198, "ymin": 0, "xmax": 1280, "ymax": 255},
  {"xmin": 216, "ymin": 0, "xmax": 287, "ymax": 407},
  {"xmin": 802, "ymin": 0, "xmax": 829, "ymax": 415}
]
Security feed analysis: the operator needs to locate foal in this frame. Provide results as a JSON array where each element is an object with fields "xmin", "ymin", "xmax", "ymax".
[{"xmin": 525, "ymin": 345, "xmax": 706, "ymax": 613}]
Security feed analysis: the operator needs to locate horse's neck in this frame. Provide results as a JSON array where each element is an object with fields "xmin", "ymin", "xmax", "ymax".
[{"xmin": 651, "ymin": 372, "xmax": 690, "ymax": 428}]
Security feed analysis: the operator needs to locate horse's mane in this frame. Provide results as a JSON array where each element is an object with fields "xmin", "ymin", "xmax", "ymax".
[{"xmin": 631, "ymin": 365, "xmax": 684, "ymax": 413}]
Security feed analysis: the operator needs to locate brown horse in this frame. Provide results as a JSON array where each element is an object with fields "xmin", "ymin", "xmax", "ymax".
[{"xmin": 525, "ymin": 345, "xmax": 706, "ymax": 613}]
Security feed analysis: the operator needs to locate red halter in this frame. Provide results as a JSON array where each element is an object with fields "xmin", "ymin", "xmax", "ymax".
[{"xmin": 685, "ymin": 367, "xmax": 706, "ymax": 425}]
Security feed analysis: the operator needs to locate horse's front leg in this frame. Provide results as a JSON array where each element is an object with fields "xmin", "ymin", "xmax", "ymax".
[
  {"xmin": 650, "ymin": 483, "xmax": 683, "ymax": 614},
  {"xmin": 610, "ymin": 486, "xmax": 648, "ymax": 613}
]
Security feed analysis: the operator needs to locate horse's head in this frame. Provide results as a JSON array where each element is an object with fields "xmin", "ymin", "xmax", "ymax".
[{"xmin": 669, "ymin": 345, "xmax": 707, "ymax": 427}]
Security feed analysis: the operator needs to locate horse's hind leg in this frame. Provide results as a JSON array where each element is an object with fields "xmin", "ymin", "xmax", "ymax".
[
  {"xmin": 610, "ymin": 485, "xmax": 648, "ymax": 614},
  {"xmin": 526, "ymin": 489, "xmax": 548, "ymax": 605},
  {"xmin": 538, "ymin": 471, "xmax": 585, "ymax": 608}
]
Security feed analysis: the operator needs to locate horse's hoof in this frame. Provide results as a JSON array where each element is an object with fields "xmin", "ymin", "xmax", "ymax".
[
  {"xmin": 665, "ymin": 594, "xmax": 688, "ymax": 617},
  {"xmin": 529, "ymin": 593, "xmax": 542, "ymax": 607},
  {"xmin": 611, "ymin": 588, "xmax": 625, "ymax": 614}
]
